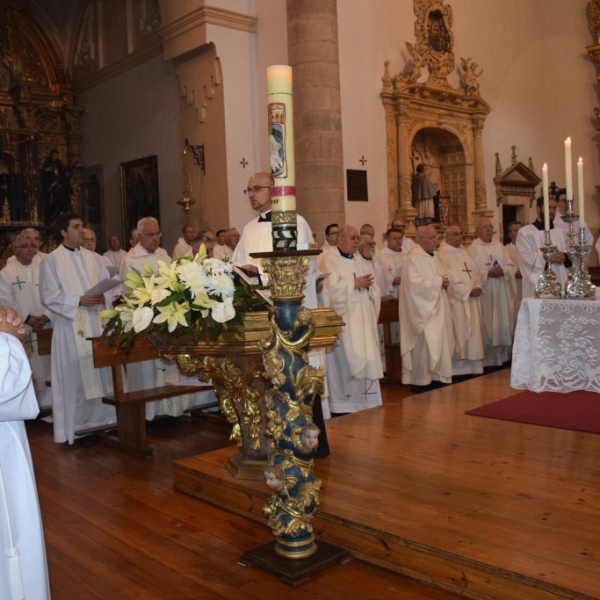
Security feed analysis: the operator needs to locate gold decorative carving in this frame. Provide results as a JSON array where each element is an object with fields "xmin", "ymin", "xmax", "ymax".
[
  {"xmin": 588, "ymin": 0, "xmax": 600, "ymax": 43},
  {"xmin": 381, "ymin": 0, "xmax": 490, "ymax": 236},
  {"xmin": 272, "ymin": 211, "xmax": 298, "ymax": 225},
  {"xmin": 260, "ymin": 256, "xmax": 310, "ymax": 298},
  {"xmin": 400, "ymin": 0, "xmax": 455, "ymax": 87},
  {"xmin": 166, "ymin": 352, "xmax": 263, "ymax": 451}
]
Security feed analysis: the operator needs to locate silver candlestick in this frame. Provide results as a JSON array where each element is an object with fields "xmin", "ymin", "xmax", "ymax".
[
  {"xmin": 534, "ymin": 230, "xmax": 562, "ymax": 298},
  {"xmin": 559, "ymin": 199, "xmax": 595, "ymax": 298}
]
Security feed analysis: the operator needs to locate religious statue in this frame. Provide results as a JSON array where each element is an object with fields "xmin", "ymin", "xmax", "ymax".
[
  {"xmin": 412, "ymin": 163, "xmax": 439, "ymax": 225},
  {"xmin": 41, "ymin": 149, "xmax": 72, "ymax": 225},
  {"xmin": 460, "ymin": 57, "xmax": 483, "ymax": 97}
]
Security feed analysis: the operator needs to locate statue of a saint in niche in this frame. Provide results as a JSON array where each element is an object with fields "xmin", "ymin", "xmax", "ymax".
[{"xmin": 41, "ymin": 149, "xmax": 72, "ymax": 225}]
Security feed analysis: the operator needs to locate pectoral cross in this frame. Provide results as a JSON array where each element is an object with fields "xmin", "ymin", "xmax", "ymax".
[
  {"xmin": 462, "ymin": 262, "xmax": 473, "ymax": 279},
  {"xmin": 12, "ymin": 276, "xmax": 26, "ymax": 290},
  {"xmin": 22, "ymin": 330, "xmax": 35, "ymax": 352},
  {"xmin": 386, "ymin": 265, "xmax": 394, "ymax": 275},
  {"xmin": 362, "ymin": 381, "xmax": 379, "ymax": 398}
]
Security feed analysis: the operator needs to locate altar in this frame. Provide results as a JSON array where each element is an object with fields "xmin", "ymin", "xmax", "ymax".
[{"xmin": 511, "ymin": 297, "xmax": 600, "ymax": 393}]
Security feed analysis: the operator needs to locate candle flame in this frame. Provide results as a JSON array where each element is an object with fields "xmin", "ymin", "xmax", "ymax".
[
  {"xmin": 566, "ymin": 137, "xmax": 571, "ymax": 142},
  {"xmin": 578, "ymin": 157, "xmax": 583, "ymax": 162}
]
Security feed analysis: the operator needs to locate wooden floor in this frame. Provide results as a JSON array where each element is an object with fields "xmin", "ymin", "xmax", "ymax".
[
  {"xmin": 173, "ymin": 370, "xmax": 600, "ymax": 600},
  {"xmin": 27, "ymin": 400, "xmax": 460, "ymax": 599}
]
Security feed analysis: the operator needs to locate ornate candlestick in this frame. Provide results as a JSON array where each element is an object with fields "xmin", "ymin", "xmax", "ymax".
[
  {"xmin": 534, "ymin": 230, "xmax": 562, "ymax": 298},
  {"xmin": 559, "ymin": 199, "xmax": 596, "ymax": 298}
]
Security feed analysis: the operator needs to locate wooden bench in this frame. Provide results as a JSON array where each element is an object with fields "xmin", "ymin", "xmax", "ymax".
[
  {"xmin": 379, "ymin": 298, "xmax": 402, "ymax": 385},
  {"xmin": 91, "ymin": 336, "xmax": 213, "ymax": 459}
]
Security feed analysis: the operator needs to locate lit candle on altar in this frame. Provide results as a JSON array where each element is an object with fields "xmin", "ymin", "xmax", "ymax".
[
  {"xmin": 542, "ymin": 163, "xmax": 550, "ymax": 231},
  {"xmin": 267, "ymin": 65, "xmax": 296, "ymax": 213},
  {"xmin": 578, "ymin": 157, "xmax": 585, "ymax": 229},
  {"xmin": 565, "ymin": 137, "xmax": 573, "ymax": 201}
]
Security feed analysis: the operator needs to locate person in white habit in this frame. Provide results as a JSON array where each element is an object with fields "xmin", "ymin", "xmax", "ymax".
[
  {"xmin": 172, "ymin": 225, "xmax": 196, "ymax": 258},
  {"xmin": 120, "ymin": 216, "xmax": 217, "ymax": 419},
  {"xmin": 504, "ymin": 221, "xmax": 523, "ymax": 330},
  {"xmin": 103, "ymin": 234, "xmax": 127, "ymax": 268},
  {"xmin": 516, "ymin": 197, "xmax": 571, "ymax": 300},
  {"xmin": 321, "ymin": 225, "xmax": 383, "ymax": 414},
  {"xmin": 0, "ymin": 234, "xmax": 53, "ymax": 409},
  {"xmin": 400, "ymin": 225, "xmax": 454, "ymax": 390},
  {"xmin": 233, "ymin": 171, "xmax": 330, "ymax": 454},
  {"xmin": 435, "ymin": 226, "xmax": 484, "ymax": 378},
  {"xmin": 39, "ymin": 212, "xmax": 117, "ymax": 444},
  {"xmin": 0, "ymin": 307, "xmax": 51, "ymax": 600}
]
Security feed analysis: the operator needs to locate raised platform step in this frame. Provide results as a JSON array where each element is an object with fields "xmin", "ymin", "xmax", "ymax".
[{"xmin": 174, "ymin": 370, "xmax": 599, "ymax": 600}]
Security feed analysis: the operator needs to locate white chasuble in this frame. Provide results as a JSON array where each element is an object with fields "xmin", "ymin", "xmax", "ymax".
[
  {"xmin": 400, "ymin": 246, "xmax": 454, "ymax": 385},
  {"xmin": 467, "ymin": 238, "xmax": 515, "ymax": 366}
]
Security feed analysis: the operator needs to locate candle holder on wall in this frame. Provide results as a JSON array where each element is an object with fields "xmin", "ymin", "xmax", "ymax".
[{"xmin": 562, "ymin": 199, "xmax": 596, "ymax": 298}]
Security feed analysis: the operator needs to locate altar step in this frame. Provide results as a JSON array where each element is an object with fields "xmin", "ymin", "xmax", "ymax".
[{"xmin": 174, "ymin": 371, "xmax": 599, "ymax": 600}]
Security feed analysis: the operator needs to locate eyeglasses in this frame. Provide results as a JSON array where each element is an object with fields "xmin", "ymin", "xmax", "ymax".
[
  {"xmin": 141, "ymin": 232, "xmax": 162, "ymax": 238},
  {"xmin": 243, "ymin": 185, "xmax": 270, "ymax": 195},
  {"xmin": 201, "ymin": 237, "xmax": 216, "ymax": 243},
  {"xmin": 15, "ymin": 244, "xmax": 38, "ymax": 249}
]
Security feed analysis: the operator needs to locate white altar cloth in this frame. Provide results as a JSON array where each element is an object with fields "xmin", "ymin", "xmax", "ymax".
[{"xmin": 511, "ymin": 297, "xmax": 600, "ymax": 393}]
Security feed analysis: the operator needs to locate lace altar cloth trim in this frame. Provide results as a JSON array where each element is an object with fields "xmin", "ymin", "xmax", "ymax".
[{"xmin": 511, "ymin": 298, "xmax": 600, "ymax": 393}]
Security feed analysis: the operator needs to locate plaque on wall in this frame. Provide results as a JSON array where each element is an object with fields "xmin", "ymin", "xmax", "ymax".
[{"xmin": 346, "ymin": 169, "xmax": 368, "ymax": 201}]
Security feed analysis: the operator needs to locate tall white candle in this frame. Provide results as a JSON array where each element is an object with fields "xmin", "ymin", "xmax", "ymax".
[
  {"xmin": 578, "ymin": 157, "xmax": 585, "ymax": 229},
  {"xmin": 542, "ymin": 164, "xmax": 550, "ymax": 231},
  {"xmin": 565, "ymin": 137, "xmax": 573, "ymax": 201},
  {"xmin": 267, "ymin": 65, "xmax": 296, "ymax": 213}
]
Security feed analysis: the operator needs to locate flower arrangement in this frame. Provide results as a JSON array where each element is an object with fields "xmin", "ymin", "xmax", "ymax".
[{"xmin": 100, "ymin": 250, "xmax": 259, "ymax": 349}]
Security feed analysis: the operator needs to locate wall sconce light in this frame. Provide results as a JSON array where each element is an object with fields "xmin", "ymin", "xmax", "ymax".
[
  {"xmin": 177, "ymin": 146, "xmax": 196, "ymax": 213},
  {"xmin": 184, "ymin": 138, "xmax": 205, "ymax": 174}
]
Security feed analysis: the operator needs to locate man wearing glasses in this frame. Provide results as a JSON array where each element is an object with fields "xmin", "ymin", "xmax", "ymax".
[
  {"xmin": 233, "ymin": 171, "xmax": 330, "ymax": 456},
  {"xmin": 0, "ymin": 233, "xmax": 54, "ymax": 409},
  {"xmin": 120, "ymin": 216, "xmax": 217, "ymax": 420}
]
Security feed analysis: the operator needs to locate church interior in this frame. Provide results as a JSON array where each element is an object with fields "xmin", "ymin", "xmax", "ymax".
[{"xmin": 3, "ymin": 0, "xmax": 600, "ymax": 598}]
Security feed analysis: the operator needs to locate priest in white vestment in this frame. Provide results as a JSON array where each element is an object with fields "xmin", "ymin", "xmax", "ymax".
[
  {"xmin": 505, "ymin": 221, "xmax": 523, "ymax": 331},
  {"xmin": 103, "ymin": 234, "xmax": 127, "ymax": 267},
  {"xmin": 121, "ymin": 217, "xmax": 217, "ymax": 419},
  {"xmin": 436, "ymin": 226, "xmax": 484, "ymax": 376},
  {"xmin": 0, "ymin": 309, "xmax": 50, "ymax": 600},
  {"xmin": 213, "ymin": 228, "xmax": 239, "ymax": 261},
  {"xmin": 172, "ymin": 225, "xmax": 195, "ymax": 258},
  {"xmin": 378, "ymin": 227, "xmax": 406, "ymax": 300},
  {"xmin": 391, "ymin": 219, "xmax": 416, "ymax": 253},
  {"xmin": 553, "ymin": 187, "xmax": 593, "ymax": 245},
  {"xmin": 400, "ymin": 226, "xmax": 454, "ymax": 388},
  {"xmin": 467, "ymin": 217, "xmax": 516, "ymax": 367},
  {"xmin": 233, "ymin": 171, "xmax": 330, "ymax": 453},
  {"xmin": 0, "ymin": 234, "xmax": 53, "ymax": 408},
  {"xmin": 322, "ymin": 225, "xmax": 383, "ymax": 413},
  {"xmin": 515, "ymin": 198, "xmax": 571, "ymax": 300},
  {"xmin": 39, "ymin": 213, "xmax": 116, "ymax": 444}
]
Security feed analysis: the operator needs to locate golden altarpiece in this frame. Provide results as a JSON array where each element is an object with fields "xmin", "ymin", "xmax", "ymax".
[
  {"xmin": 0, "ymin": 2, "xmax": 83, "ymax": 263},
  {"xmin": 381, "ymin": 0, "xmax": 492, "ymax": 241}
]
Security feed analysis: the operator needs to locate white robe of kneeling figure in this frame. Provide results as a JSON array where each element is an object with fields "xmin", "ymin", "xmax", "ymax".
[
  {"xmin": 400, "ymin": 246, "xmax": 454, "ymax": 385},
  {"xmin": 0, "ymin": 333, "xmax": 50, "ymax": 600},
  {"xmin": 505, "ymin": 242, "xmax": 522, "ymax": 333},
  {"xmin": 0, "ymin": 256, "xmax": 53, "ymax": 408},
  {"xmin": 39, "ymin": 245, "xmax": 116, "ymax": 443},
  {"xmin": 515, "ymin": 223, "xmax": 569, "ymax": 300},
  {"xmin": 120, "ymin": 244, "xmax": 217, "ymax": 419},
  {"xmin": 467, "ymin": 238, "xmax": 515, "ymax": 367},
  {"xmin": 435, "ymin": 245, "xmax": 484, "ymax": 376},
  {"xmin": 322, "ymin": 250, "xmax": 383, "ymax": 413}
]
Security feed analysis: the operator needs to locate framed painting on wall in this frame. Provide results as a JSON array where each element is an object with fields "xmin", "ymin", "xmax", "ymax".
[{"xmin": 120, "ymin": 155, "xmax": 160, "ymax": 243}]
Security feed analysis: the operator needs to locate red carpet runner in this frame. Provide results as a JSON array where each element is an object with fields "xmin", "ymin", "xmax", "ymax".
[{"xmin": 466, "ymin": 390, "xmax": 600, "ymax": 434}]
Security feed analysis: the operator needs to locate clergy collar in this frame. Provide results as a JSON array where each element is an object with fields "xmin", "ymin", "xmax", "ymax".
[
  {"xmin": 338, "ymin": 247, "xmax": 354, "ymax": 259},
  {"xmin": 258, "ymin": 211, "xmax": 272, "ymax": 222},
  {"xmin": 63, "ymin": 244, "xmax": 79, "ymax": 252},
  {"xmin": 533, "ymin": 219, "xmax": 553, "ymax": 231}
]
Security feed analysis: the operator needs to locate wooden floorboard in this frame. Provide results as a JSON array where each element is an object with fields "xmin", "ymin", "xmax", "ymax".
[
  {"xmin": 27, "ymin": 404, "xmax": 461, "ymax": 599},
  {"xmin": 173, "ymin": 370, "xmax": 600, "ymax": 600}
]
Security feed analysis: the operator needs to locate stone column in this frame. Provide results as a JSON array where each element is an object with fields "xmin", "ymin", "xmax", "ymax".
[
  {"xmin": 286, "ymin": 0, "xmax": 345, "ymax": 233},
  {"xmin": 398, "ymin": 106, "xmax": 417, "ymax": 230}
]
